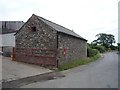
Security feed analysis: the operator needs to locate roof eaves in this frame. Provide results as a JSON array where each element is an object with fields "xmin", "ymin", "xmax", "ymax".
[
  {"xmin": 57, "ymin": 31, "xmax": 87, "ymax": 41},
  {"xmin": 35, "ymin": 14, "xmax": 87, "ymax": 41}
]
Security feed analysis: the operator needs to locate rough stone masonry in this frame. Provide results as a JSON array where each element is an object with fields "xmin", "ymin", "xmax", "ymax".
[{"xmin": 15, "ymin": 14, "xmax": 87, "ymax": 67}]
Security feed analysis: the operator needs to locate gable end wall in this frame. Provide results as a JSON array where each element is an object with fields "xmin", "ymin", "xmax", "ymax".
[{"xmin": 15, "ymin": 15, "xmax": 57, "ymax": 49}]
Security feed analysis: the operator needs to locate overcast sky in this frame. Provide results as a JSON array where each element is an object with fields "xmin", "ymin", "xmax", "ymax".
[{"xmin": 0, "ymin": 0, "xmax": 119, "ymax": 45}]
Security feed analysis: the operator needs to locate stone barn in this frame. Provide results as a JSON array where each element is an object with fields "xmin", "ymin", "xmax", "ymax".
[{"xmin": 14, "ymin": 14, "xmax": 87, "ymax": 68}]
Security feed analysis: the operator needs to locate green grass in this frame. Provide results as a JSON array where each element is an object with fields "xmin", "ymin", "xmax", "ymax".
[
  {"xmin": 117, "ymin": 52, "xmax": 120, "ymax": 54},
  {"xmin": 57, "ymin": 55, "xmax": 101, "ymax": 71},
  {"xmin": 101, "ymin": 52, "xmax": 106, "ymax": 54}
]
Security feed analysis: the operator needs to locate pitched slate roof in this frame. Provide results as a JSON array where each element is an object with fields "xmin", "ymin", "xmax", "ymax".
[
  {"xmin": 34, "ymin": 14, "xmax": 87, "ymax": 41},
  {"xmin": 0, "ymin": 21, "xmax": 24, "ymax": 34},
  {"xmin": 15, "ymin": 14, "xmax": 87, "ymax": 41}
]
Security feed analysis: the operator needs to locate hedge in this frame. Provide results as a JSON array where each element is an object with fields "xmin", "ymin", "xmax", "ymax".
[
  {"xmin": 87, "ymin": 47, "xmax": 98, "ymax": 57},
  {"xmin": 94, "ymin": 45, "xmax": 105, "ymax": 53}
]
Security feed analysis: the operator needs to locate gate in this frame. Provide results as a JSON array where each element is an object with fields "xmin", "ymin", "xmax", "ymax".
[{"xmin": 12, "ymin": 47, "xmax": 57, "ymax": 66}]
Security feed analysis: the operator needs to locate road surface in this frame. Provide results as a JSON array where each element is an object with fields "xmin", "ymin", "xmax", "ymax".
[
  {"xmin": 2, "ymin": 55, "xmax": 52, "ymax": 82},
  {"xmin": 20, "ymin": 52, "xmax": 118, "ymax": 88}
]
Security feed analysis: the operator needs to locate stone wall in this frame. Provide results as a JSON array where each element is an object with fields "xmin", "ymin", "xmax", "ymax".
[
  {"xmin": 57, "ymin": 32, "xmax": 87, "ymax": 66},
  {"xmin": 15, "ymin": 15, "xmax": 87, "ymax": 67},
  {"xmin": 15, "ymin": 15, "xmax": 57, "ymax": 49}
]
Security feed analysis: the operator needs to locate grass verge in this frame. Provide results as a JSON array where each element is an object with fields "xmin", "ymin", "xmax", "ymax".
[
  {"xmin": 117, "ymin": 52, "xmax": 120, "ymax": 54},
  {"xmin": 57, "ymin": 54, "xmax": 101, "ymax": 71}
]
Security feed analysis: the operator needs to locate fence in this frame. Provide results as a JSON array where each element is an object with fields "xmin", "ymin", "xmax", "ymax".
[{"xmin": 12, "ymin": 47, "xmax": 57, "ymax": 66}]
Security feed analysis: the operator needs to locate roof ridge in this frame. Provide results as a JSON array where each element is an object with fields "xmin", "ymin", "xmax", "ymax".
[
  {"xmin": 33, "ymin": 14, "xmax": 74, "ymax": 32},
  {"xmin": 32, "ymin": 14, "xmax": 87, "ymax": 41}
]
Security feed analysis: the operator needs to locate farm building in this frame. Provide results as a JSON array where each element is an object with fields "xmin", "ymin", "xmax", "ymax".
[
  {"xmin": 0, "ymin": 21, "xmax": 24, "ymax": 56},
  {"xmin": 14, "ymin": 14, "xmax": 87, "ymax": 68}
]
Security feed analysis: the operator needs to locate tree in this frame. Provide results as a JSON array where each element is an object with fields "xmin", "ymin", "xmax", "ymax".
[
  {"xmin": 92, "ymin": 33, "xmax": 116, "ymax": 48},
  {"xmin": 94, "ymin": 45, "xmax": 106, "ymax": 53}
]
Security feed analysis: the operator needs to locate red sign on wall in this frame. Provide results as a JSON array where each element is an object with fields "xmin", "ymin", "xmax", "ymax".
[{"xmin": 63, "ymin": 48, "xmax": 66, "ymax": 56}]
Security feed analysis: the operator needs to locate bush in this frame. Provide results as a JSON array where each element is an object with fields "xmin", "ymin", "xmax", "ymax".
[
  {"xmin": 117, "ymin": 52, "xmax": 120, "ymax": 54},
  {"xmin": 110, "ymin": 45, "xmax": 118, "ymax": 50},
  {"xmin": 93, "ymin": 49, "xmax": 98, "ymax": 55},
  {"xmin": 94, "ymin": 45, "xmax": 105, "ymax": 53},
  {"xmin": 87, "ymin": 47, "xmax": 98, "ymax": 57},
  {"xmin": 107, "ymin": 48, "xmax": 111, "ymax": 51}
]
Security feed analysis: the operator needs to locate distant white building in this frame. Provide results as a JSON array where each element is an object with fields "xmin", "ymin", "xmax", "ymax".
[
  {"xmin": 0, "ymin": 21, "xmax": 24, "ymax": 55},
  {"xmin": 0, "ymin": 21, "xmax": 24, "ymax": 47},
  {"xmin": 1, "ymin": 33, "xmax": 15, "ymax": 47}
]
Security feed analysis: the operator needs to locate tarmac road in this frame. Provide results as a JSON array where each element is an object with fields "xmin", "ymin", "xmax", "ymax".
[{"xmin": 20, "ymin": 52, "xmax": 118, "ymax": 88}]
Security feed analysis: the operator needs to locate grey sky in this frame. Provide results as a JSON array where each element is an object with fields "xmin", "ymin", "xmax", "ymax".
[{"xmin": 0, "ymin": 0, "xmax": 119, "ymax": 45}]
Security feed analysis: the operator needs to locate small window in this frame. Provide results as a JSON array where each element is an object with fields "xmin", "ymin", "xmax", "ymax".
[{"xmin": 31, "ymin": 26, "xmax": 36, "ymax": 32}]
